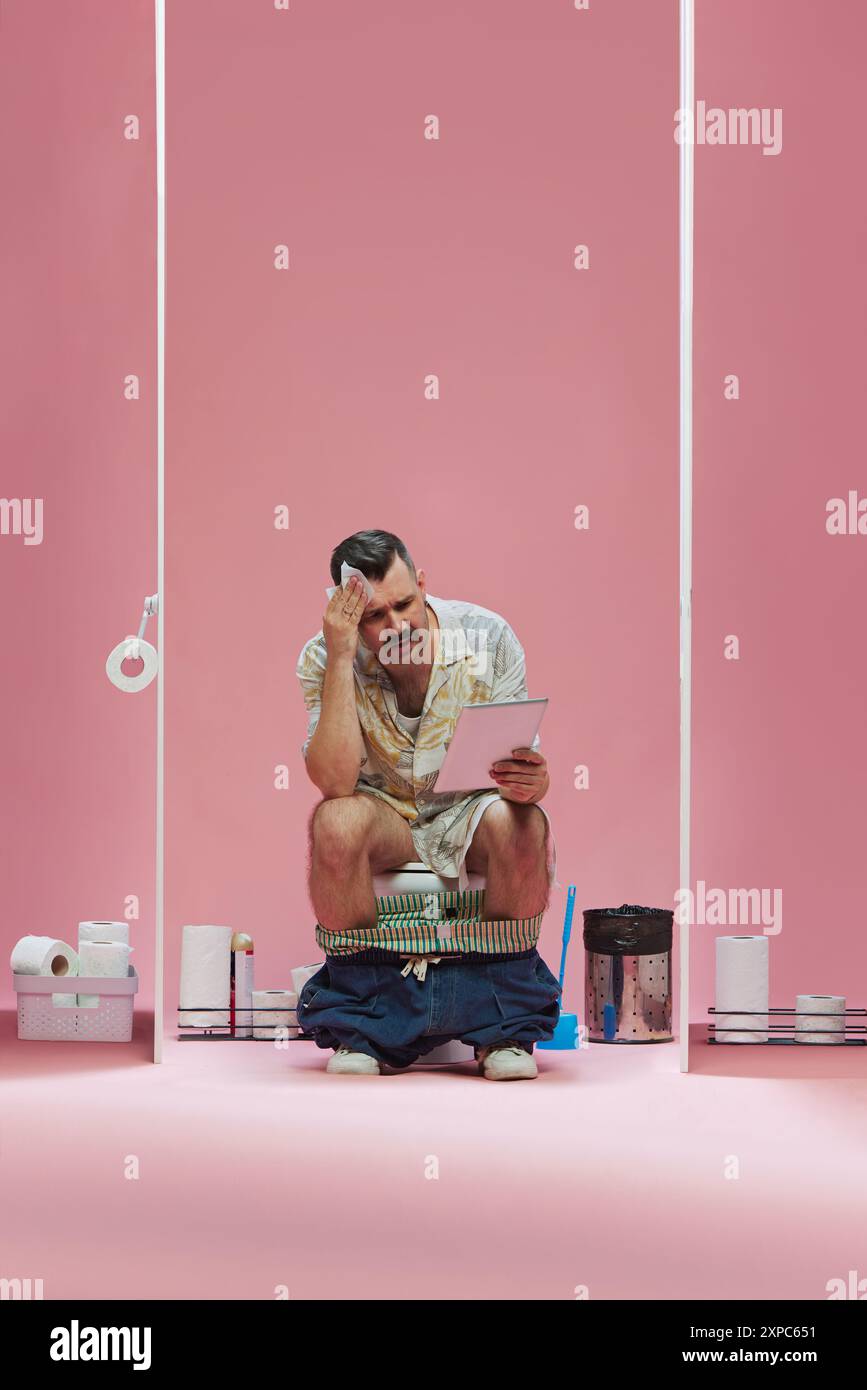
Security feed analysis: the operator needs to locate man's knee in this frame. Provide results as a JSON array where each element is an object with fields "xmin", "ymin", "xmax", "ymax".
[
  {"xmin": 477, "ymin": 800, "xmax": 548, "ymax": 864},
  {"xmin": 309, "ymin": 795, "xmax": 375, "ymax": 864}
]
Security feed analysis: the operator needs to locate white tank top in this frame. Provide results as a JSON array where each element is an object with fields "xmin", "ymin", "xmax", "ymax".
[{"xmin": 395, "ymin": 710, "xmax": 422, "ymax": 740}]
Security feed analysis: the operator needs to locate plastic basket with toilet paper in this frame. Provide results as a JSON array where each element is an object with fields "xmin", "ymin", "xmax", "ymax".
[{"xmin": 14, "ymin": 969, "xmax": 139, "ymax": 1042}]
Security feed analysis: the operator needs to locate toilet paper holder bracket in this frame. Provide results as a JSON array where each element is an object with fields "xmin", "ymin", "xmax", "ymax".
[
  {"xmin": 177, "ymin": 1004, "xmax": 313, "ymax": 1041},
  {"xmin": 707, "ymin": 1005, "xmax": 866, "ymax": 1045}
]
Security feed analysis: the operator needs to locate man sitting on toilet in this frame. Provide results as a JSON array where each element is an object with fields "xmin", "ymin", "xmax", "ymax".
[{"xmin": 295, "ymin": 529, "xmax": 560, "ymax": 1080}]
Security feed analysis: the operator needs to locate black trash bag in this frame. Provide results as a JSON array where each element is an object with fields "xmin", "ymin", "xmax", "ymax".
[{"xmin": 583, "ymin": 903, "xmax": 673, "ymax": 956}]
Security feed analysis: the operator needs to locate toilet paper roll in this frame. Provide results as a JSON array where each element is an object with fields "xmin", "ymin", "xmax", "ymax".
[
  {"xmin": 325, "ymin": 563, "xmax": 375, "ymax": 603},
  {"xmin": 291, "ymin": 963, "xmax": 323, "ymax": 996},
  {"xmin": 11, "ymin": 935, "xmax": 80, "ymax": 1010},
  {"xmin": 78, "ymin": 940, "xmax": 131, "ymax": 975},
  {"xmin": 795, "ymin": 994, "xmax": 846, "ymax": 1045},
  {"xmin": 105, "ymin": 635, "xmax": 159, "ymax": 693},
  {"xmin": 11, "ymin": 935, "xmax": 78, "ymax": 978},
  {"xmin": 78, "ymin": 921, "xmax": 129, "ymax": 946},
  {"xmin": 180, "ymin": 925, "xmax": 233, "ymax": 1029},
  {"xmin": 715, "ymin": 935, "xmax": 769, "ymax": 1043},
  {"xmin": 252, "ymin": 989, "xmax": 298, "ymax": 1040},
  {"xmin": 77, "ymin": 940, "xmax": 132, "ymax": 1008}
]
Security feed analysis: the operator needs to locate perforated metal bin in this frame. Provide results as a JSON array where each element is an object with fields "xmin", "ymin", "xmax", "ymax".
[{"xmin": 583, "ymin": 904, "xmax": 673, "ymax": 1043}]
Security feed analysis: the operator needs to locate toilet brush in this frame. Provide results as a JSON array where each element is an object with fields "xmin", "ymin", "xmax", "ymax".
[{"xmin": 537, "ymin": 885, "xmax": 580, "ymax": 1050}]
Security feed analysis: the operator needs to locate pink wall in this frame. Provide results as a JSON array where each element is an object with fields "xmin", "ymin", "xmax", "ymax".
[
  {"xmin": 19, "ymin": 2, "xmax": 854, "ymax": 1049},
  {"xmin": 1, "ymin": 2, "xmax": 157, "ymax": 1009},
  {"xmin": 691, "ymin": 1, "xmax": 867, "ymax": 1023},
  {"xmin": 165, "ymin": 0, "xmax": 680, "ymax": 1028}
]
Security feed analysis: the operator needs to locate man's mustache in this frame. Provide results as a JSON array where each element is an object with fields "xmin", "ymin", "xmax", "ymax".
[{"xmin": 377, "ymin": 624, "xmax": 432, "ymax": 665}]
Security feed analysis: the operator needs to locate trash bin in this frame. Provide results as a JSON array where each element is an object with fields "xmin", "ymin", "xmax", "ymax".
[{"xmin": 583, "ymin": 904, "xmax": 673, "ymax": 1043}]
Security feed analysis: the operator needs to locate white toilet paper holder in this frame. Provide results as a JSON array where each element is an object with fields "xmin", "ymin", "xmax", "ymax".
[
  {"xmin": 140, "ymin": 594, "xmax": 159, "ymax": 629},
  {"xmin": 105, "ymin": 594, "xmax": 160, "ymax": 693},
  {"xmin": 126, "ymin": 593, "xmax": 159, "ymax": 656},
  {"xmin": 118, "ymin": 594, "xmax": 159, "ymax": 649},
  {"xmin": 707, "ymin": 1005, "xmax": 866, "ymax": 1044}
]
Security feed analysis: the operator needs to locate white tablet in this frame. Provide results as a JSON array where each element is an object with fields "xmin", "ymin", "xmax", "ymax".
[{"xmin": 433, "ymin": 698, "xmax": 549, "ymax": 795}]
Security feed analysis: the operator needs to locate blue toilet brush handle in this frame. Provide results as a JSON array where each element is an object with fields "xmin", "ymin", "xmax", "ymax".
[
  {"xmin": 603, "ymin": 957, "xmax": 618, "ymax": 1040},
  {"xmin": 557, "ymin": 886, "xmax": 577, "ymax": 992}
]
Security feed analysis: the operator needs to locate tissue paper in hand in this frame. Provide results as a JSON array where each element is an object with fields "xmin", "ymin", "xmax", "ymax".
[
  {"xmin": 715, "ymin": 935, "xmax": 769, "ymax": 1042},
  {"xmin": 252, "ymin": 989, "xmax": 298, "ymax": 1040},
  {"xmin": 325, "ymin": 562, "xmax": 375, "ymax": 602},
  {"xmin": 77, "ymin": 940, "xmax": 132, "ymax": 1008},
  {"xmin": 10, "ymin": 935, "xmax": 79, "ymax": 1009},
  {"xmin": 180, "ymin": 925, "xmax": 233, "ymax": 1029}
]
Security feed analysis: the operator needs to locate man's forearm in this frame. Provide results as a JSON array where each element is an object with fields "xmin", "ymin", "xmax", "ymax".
[{"xmin": 304, "ymin": 655, "xmax": 364, "ymax": 797}]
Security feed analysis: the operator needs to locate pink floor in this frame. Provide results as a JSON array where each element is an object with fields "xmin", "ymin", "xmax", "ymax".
[{"xmin": 5, "ymin": 1012, "xmax": 865, "ymax": 1301}]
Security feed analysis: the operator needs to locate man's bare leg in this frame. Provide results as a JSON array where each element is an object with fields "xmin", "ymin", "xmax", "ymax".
[
  {"xmin": 308, "ymin": 792, "xmax": 415, "ymax": 932},
  {"xmin": 465, "ymin": 800, "xmax": 550, "ymax": 920}
]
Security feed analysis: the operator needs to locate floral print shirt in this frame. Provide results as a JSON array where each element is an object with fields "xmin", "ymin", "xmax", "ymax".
[{"xmin": 296, "ymin": 593, "xmax": 540, "ymax": 880}]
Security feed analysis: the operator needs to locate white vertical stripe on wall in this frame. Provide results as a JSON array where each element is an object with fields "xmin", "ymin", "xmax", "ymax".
[
  {"xmin": 679, "ymin": 0, "xmax": 695, "ymax": 1074},
  {"xmin": 154, "ymin": 0, "xmax": 166, "ymax": 1064}
]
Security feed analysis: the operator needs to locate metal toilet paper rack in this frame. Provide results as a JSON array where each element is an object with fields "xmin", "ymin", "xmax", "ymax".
[
  {"xmin": 706, "ymin": 1005, "xmax": 866, "ymax": 1044},
  {"xmin": 177, "ymin": 1007, "xmax": 312, "ymax": 1042}
]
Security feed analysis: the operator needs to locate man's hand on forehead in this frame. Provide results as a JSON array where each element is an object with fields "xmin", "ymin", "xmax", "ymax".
[{"xmin": 322, "ymin": 576, "xmax": 368, "ymax": 659}]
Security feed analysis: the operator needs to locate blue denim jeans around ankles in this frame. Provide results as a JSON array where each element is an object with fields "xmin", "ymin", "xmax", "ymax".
[{"xmin": 296, "ymin": 947, "xmax": 562, "ymax": 1069}]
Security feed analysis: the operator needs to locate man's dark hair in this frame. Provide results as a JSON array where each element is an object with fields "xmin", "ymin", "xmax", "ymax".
[{"xmin": 329, "ymin": 529, "xmax": 416, "ymax": 586}]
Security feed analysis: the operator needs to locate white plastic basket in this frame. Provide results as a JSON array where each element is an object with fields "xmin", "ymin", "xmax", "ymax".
[{"xmin": 14, "ymin": 967, "xmax": 139, "ymax": 1042}]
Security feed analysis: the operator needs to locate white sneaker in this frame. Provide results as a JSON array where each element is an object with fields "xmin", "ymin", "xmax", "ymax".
[
  {"xmin": 476, "ymin": 1042, "xmax": 538, "ymax": 1081},
  {"xmin": 326, "ymin": 1046, "xmax": 381, "ymax": 1075}
]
